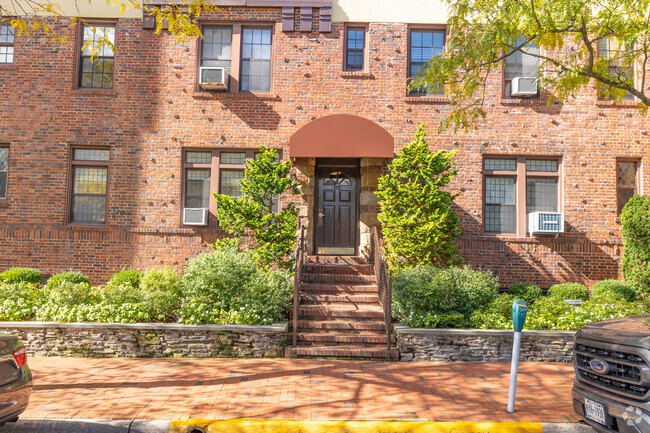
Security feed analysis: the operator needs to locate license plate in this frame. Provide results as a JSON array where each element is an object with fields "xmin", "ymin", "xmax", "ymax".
[{"xmin": 585, "ymin": 398, "xmax": 606, "ymax": 425}]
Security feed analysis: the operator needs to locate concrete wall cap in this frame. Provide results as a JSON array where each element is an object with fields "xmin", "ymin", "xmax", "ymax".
[
  {"xmin": 0, "ymin": 321, "xmax": 288, "ymax": 333},
  {"xmin": 392, "ymin": 324, "xmax": 576, "ymax": 338}
]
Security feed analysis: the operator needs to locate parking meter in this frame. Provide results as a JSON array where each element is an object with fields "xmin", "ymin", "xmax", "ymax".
[
  {"xmin": 507, "ymin": 299, "xmax": 528, "ymax": 413},
  {"xmin": 512, "ymin": 299, "xmax": 528, "ymax": 333}
]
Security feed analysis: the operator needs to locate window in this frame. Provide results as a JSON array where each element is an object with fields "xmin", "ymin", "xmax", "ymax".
[
  {"xmin": 0, "ymin": 23, "xmax": 15, "ymax": 64},
  {"xmin": 483, "ymin": 157, "xmax": 561, "ymax": 235},
  {"xmin": 79, "ymin": 25, "xmax": 115, "ymax": 89},
  {"xmin": 617, "ymin": 160, "xmax": 639, "ymax": 214},
  {"xmin": 408, "ymin": 29, "xmax": 445, "ymax": 95},
  {"xmin": 345, "ymin": 26, "xmax": 366, "ymax": 71},
  {"xmin": 504, "ymin": 40, "xmax": 539, "ymax": 98},
  {"xmin": 70, "ymin": 148, "xmax": 110, "ymax": 224},
  {"xmin": 201, "ymin": 27, "xmax": 232, "ymax": 76},
  {"xmin": 241, "ymin": 27, "xmax": 272, "ymax": 92},
  {"xmin": 182, "ymin": 149, "xmax": 280, "ymax": 226},
  {"xmin": 0, "ymin": 147, "xmax": 8, "ymax": 199},
  {"xmin": 598, "ymin": 37, "xmax": 634, "ymax": 100}
]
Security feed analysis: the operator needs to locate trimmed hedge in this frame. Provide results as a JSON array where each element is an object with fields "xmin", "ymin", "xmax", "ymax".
[
  {"xmin": 507, "ymin": 283, "xmax": 543, "ymax": 306},
  {"xmin": 45, "ymin": 271, "xmax": 90, "ymax": 291},
  {"xmin": 0, "ymin": 268, "xmax": 43, "ymax": 285},
  {"xmin": 547, "ymin": 282, "xmax": 590, "ymax": 301},
  {"xmin": 592, "ymin": 280, "xmax": 637, "ymax": 302}
]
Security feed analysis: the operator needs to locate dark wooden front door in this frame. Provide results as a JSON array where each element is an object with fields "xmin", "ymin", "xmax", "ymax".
[{"xmin": 315, "ymin": 163, "xmax": 359, "ymax": 255}]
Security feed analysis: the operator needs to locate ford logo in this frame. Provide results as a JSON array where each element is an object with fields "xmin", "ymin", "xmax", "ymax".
[{"xmin": 589, "ymin": 358, "xmax": 610, "ymax": 374}]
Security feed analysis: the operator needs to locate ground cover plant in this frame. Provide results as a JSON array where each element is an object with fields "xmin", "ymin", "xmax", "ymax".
[{"xmin": 0, "ymin": 256, "xmax": 292, "ymax": 326}]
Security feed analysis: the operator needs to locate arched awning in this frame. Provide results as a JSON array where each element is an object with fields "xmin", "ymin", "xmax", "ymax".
[{"xmin": 289, "ymin": 114, "xmax": 394, "ymax": 158}]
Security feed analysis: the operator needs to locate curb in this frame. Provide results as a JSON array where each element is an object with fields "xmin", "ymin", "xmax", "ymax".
[{"xmin": 0, "ymin": 419, "xmax": 595, "ymax": 433}]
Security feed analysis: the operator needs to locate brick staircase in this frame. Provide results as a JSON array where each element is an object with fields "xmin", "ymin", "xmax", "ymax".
[{"xmin": 285, "ymin": 255, "xmax": 398, "ymax": 359}]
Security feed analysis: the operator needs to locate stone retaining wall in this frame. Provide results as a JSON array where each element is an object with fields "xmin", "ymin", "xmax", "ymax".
[
  {"xmin": 394, "ymin": 325, "xmax": 575, "ymax": 362},
  {"xmin": 0, "ymin": 322, "xmax": 288, "ymax": 358}
]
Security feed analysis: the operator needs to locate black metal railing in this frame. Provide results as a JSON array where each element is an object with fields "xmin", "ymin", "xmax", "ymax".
[
  {"xmin": 292, "ymin": 219, "xmax": 305, "ymax": 347},
  {"xmin": 370, "ymin": 226, "xmax": 392, "ymax": 356}
]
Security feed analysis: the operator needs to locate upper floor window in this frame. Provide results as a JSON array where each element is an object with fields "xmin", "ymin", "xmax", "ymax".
[
  {"xmin": 617, "ymin": 159, "xmax": 639, "ymax": 214},
  {"xmin": 241, "ymin": 27, "xmax": 272, "ymax": 92},
  {"xmin": 483, "ymin": 157, "xmax": 560, "ymax": 235},
  {"xmin": 79, "ymin": 25, "xmax": 115, "ymax": 89},
  {"xmin": 345, "ymin": 26, "xmax": 366, "ymax": 71},
  {"xmin": 70, "ymin": 148, "xmax": 110, "ymax": 224},
  {"xmin": 598, "ymin": 37, "xmax": 634, "ymax": 100},
  {"xmin": 408, "ymin": 29, "xmax": 445, "ymax": 95},
  {"xmin": 0, "ymin": 147, "xmax": 8, "ymax": 199},
  {"xmin": 201, "ymin": 27, "xmax": 232, "ymax": 77},
  {"xmin": 0, "ymin": 23, "xmax": 15, "ymax": 64},
  {"xmin": 504, "ymin": 40, "xmax": 539, "ymax": 98}
]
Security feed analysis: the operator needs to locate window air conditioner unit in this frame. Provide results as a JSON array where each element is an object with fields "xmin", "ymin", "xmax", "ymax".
[
  {"xmin": 199, "ymin": 67, "xmax": 228, "ymax": 91},
  {"xmin": 183, "ymin": 208, "xmax": 209, "ymax": 226},
  {"xmin": 529, "ymin": 212, "xmax": 564, "ymax": 235},
  {"xmin": 511, "ymin": 77, "xmax": 538, "ymax": 97}
]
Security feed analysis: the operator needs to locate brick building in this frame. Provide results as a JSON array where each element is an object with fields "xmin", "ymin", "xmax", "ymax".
[{"xmin": 0, "ymin": 0, "xmax": 646, "ymax": 287}]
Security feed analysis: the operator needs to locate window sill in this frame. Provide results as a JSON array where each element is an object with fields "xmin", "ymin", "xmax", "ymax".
[
  {"xmin": 403, "ymin": 95, "xmax": 448, "ymax": 104},
  {"xmin": 0, "ymin": 64, "xmax": 18, "ymax": 70},
  {"xmin": 340, "ymin": 71, "xmax": 374, "ymax": 79},
  {"xmin": 68, "ymin": 224, "xmax": 110, "ymax": 231},
  {"xmin": 500, "ymin": 97, "xmax": 548, "ymax": 106},
  {"xmin": 74, "ymin": 88, "xmax": 118, "ymax": 97},
  {"xmin": 595, "ymin": 99, "xmax": 637, "ymax": 107},
  {"xmin": 192, "ymin": 91, "xmax": 280, "ymax": 101}
]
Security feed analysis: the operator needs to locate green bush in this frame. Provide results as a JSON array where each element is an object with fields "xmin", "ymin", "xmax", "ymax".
[
  {"xmin": 0, "ymin": 282, "xmax": 46, "ymax": 321},
  {"xmin": 470, "ymin": 294, "xmax": 516, "ymax": 329},
  {"xmin": 0, "ymin": 268, "xmax": 42, "ymax": 285},
  {"xmin": 392, "ymin": 265, "xmax": 499, "ymax": 328},
  {"xmin": 548, "ymin": 282, "xmax": 590, "ymax": 301},
  {"xmin": 621, "ymin": 195, "xmax": 650, "ymax": 295},
  {"xmin": 592, "ymin": 280, "xmax": 637, "ymax": 302},
  {"xmin": 140, "ymin": 267, "xmax": 180, "ymax": 295},
  {"xmin": 108, "ymin": 269, "xmax": 143, "ymax": 289},
  {"xmin": 507, "ymin": 283, "xmax": 543, "ymax": 306},
  {"xmin": 179, "ymin": 244, "xmax": 292, "ymax": 325},
  {"xmin": 46, "ymin": 281, "xmax": 100, "ymax": 306},
  {"xmin": 45, "ymin": 271, "xmax": 90, "ymax": 291}
]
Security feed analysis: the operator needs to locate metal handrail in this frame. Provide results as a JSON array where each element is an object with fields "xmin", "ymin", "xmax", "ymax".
[
  {"xmin": 370, "ymin": 226, "xmax": 393, "ymax": 357},
  {"xmin": 292, "ymin": 219, "xmax": 305, "ymax": 347}
]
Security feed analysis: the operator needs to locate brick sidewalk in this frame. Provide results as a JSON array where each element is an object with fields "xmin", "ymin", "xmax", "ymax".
[{"xmin": 23, "ymin": 358, "xmax": 580, "ymax": 422}]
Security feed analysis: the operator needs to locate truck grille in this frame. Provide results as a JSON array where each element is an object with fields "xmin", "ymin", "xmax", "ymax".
[{"xmin": 575, "ymin": 342, "xmax": 648, "ymax": 399}]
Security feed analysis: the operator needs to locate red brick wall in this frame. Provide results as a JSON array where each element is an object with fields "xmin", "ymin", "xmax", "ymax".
[{"xmin": 0, "ymin": 8, "xmax": 647, "ymax": 285}]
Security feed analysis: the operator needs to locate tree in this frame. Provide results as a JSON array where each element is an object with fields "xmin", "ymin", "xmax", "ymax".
[
  {"xmin": 621, "ymin": 194, "xmax": 650, "ymax": 296},
  {"xmin": 0, "ymin": 0, "xmax": 214, "ymax": 51},
  {"xmin": 414, "ymin": 0, "xmax": 650, "ymax": 131},
  {"xmin": 376, "ymin": 124, "xmax": 462, "ymax": 270},
  {"xmin": 215, "ymin": 146, "xmax": 299, "ymax": 271}
]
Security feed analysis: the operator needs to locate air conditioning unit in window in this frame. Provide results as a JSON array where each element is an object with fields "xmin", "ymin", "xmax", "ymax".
[
  {"xmin": 199, "ymin": 67, "xmax": 228, "ymax": 91},
  {"xmin": 183, "ymin": 208, "xmax": 209, "ymax": 226},
  {"xmin": 529, "ymin": 212, "xmax": 564, "ymax": 235},
  {"xmin": 511, "ymin": 77, "xmax": 538, "ymax": 97}
]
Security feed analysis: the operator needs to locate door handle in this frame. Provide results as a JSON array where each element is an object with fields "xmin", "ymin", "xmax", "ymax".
[{"xmin": 318, "ymin": 212, "xmax": 324, "ymax": 218}]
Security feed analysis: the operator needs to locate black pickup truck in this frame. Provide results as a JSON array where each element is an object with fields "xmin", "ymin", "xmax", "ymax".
[{"xmin": 573, "ymin": 315, "xmax": 650, "ymax": 433}]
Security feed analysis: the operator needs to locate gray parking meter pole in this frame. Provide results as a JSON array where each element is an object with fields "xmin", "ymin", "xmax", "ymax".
[{"xmin": 507, "ymin": 299, "xmax": 528, "ymax": 413}]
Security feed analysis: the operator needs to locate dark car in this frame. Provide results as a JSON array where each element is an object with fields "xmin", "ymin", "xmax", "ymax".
[
  {"xmin": 0, "ymin": 335, "xmax": 32, "ymax": 427},
  {"xmin": 573, "ymin": 315, "xmax": 650, "ymax": 433}
]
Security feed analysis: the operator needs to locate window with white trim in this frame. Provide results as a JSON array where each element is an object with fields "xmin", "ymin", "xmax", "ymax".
[{"xmin": 0, "ymin": 147, "xmax": 8, "ymax": 199}]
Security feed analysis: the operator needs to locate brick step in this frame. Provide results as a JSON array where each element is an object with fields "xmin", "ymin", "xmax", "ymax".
[
  {"xmin": 301, "ymin": 283, "xmax": 378, "ymax": 294},
  {"xmin": 299, "ymin": 305, "xmax": 384, "ymax": 320},
  {"xmin": 300, "ymin": 294, "xmax": 380, "ymax": 304},
  {"xmin": 292, "ymin": 332, "xmax": 391, "ymax": 345},
  {"xmin": 306, "ymin": 256, "xmax": 367, "ymax": 265},
  {"xmin": 285, "ymin": 345, "xmax": 398, "ymax": 359},
  {"xmin": 302, "ymin": 273, "xmax": 376, "ymax": 284},
  {"xmin": 302, "ymin": 264, "xmax": 374, "ymax": 275},
  {"xmin": 297, "ymin": 319, "xmax": 387, "ymax": 331}
]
